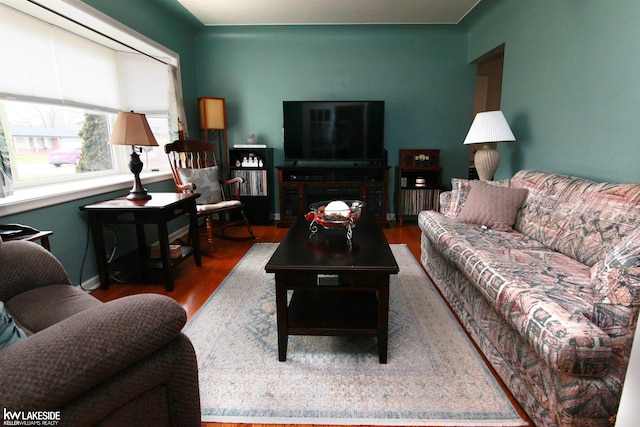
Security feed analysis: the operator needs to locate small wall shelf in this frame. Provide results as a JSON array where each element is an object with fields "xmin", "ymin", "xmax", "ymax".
[
  {"xmin": 395, "ymin": 149, "xmax": 442, "ymax": 226},
  {"xmin": 229, "ymin": 147, "xmax": 274, "ymax": 225}
]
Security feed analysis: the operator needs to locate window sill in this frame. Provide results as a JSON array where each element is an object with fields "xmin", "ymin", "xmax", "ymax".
[{"xmin": 0, "ymin": 172, "xmax": 173, "ymax": 217}]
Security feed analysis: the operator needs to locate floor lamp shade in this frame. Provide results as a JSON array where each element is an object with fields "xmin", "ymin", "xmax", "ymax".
[
  {"xmin": 198, "ymin": 97, "xmax": 228, "ymax": 180},
  {"xmin": 463, "ymin": 111, "xmax": 516, "ymax": 181},
  {"xmin": 198, "ymin": 97, "xmax": 226, "ymax": 130}
]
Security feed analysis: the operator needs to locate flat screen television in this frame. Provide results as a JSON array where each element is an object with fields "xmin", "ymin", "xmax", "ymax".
[{"xmin": 283, "ymin": 101, "xmax": 385, "ymax": 162}]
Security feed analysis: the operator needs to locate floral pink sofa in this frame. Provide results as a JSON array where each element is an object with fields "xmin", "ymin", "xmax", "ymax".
[{"xmin": 418, "ymin": 170, "xmax": 640, "ymax": 426}]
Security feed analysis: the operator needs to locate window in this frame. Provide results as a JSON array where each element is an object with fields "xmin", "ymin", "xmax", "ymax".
[
  {"xmin": 1, "ymin": 100, "xmax": 172, "ymax": 186},
  {"xmin": 0, "ymin": 0, "xmax": 184, "ymax": 193}
]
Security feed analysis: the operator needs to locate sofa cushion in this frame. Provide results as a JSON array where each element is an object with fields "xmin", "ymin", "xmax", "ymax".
[
  {"xmin": 443, "ymin": 237, "xmax": 611, "ymax": 375},
  {"xmin": 559, "ymin": 182, "xmax": 640, "ymax": 266},
  {"xmin": 422, "ymin": 213, "xmax": 594, "ymax": 316},
  {"xmin": 456, "ymin": 180, "xmax": 528, "ymax": 231},
  {"xmin": 420, "ymin": 210, "xmax": 612, "ymax": 375},
  {"xmin": 511, "ymin": 170, "xmax": 640, "ymax": 266},
  {"xmin": 5, "ymin": 285, "xmax": 102, "ymax": 333},
  {"xmin": 0, "ymin": 301, "xmax": 26, "ymax": 349},
  {"xmin": 420, "ymin": 211, "xmax": 547, "ymax": 252}
]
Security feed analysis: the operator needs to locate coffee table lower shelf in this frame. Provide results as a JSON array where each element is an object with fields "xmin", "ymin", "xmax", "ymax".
[
  {"xmin": 278, "ymin": 286, "xmax": 388, "ymax": 363},
  {"xmin": 287, "ymin": 290, "xmax": 379, "ymax": 336}
]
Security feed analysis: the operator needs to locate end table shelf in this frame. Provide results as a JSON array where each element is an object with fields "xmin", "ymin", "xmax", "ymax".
[{"xmin": 147, "ymin": 245, "xmax": 196, "ymax": 268}]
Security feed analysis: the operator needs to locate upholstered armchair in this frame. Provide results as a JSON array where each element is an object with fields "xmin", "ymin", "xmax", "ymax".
[{"xmin": 0, "ymin": 238, "xmax": 201, "ymax": 426}]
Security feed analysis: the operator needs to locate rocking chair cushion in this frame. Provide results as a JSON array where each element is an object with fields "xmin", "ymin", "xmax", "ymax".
[
  {"xmin": 177, "ymin": 166, "xmax": 222, "ymax": 204},
  {"xmin": 196, "ymin": 199, "xmax": 242, "ymax": 214}
]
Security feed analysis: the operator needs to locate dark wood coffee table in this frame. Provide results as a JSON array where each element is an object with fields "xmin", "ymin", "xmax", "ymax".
[{"xmin": 265, "ymin": 212, "xmax": 399, "ymax": 363}]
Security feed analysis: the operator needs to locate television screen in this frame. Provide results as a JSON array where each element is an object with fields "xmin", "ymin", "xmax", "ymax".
[{"xmin": 283, "ymin": 101, "xmax": 385, "ymax": 162}]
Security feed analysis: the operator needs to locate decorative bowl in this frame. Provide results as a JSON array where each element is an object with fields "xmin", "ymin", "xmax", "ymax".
[{"xmin": 305, "ymin": 200, "xmax": 366, "ymax": 229}]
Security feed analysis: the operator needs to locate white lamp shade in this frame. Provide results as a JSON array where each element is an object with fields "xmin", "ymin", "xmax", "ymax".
[
  {"xmin": 199, "ymin": 97, "xmax": 226, "ymax": 130},
  {"xmin": 108, "ymin": 111, "xmax": 158, "ymax": 147},
  {"xmin": 463, "ymin": 111, "xmax": 516, "ymax": 145}
]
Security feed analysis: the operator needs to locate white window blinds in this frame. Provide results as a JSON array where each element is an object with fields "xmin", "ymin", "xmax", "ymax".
[
  {"xmin": 0, "ymin": 2, "xmax": 171, "ymax": 114},
  {"xmin": 117, "ymin": 52, "xmax": 170, "ymax": 114}
]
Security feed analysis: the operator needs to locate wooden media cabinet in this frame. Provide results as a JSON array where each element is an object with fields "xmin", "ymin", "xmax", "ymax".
[{"xmin": 276, "ymin": 164, "xmax": 389, "ymax": 227}]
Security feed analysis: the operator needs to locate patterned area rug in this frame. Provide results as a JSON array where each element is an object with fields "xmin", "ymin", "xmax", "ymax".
[{"xmin": 184, "ymin": 243, "xmax": 527, "ymax": 426}]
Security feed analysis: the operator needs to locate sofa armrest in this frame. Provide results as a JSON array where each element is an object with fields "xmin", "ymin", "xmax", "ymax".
[
  {"xmin": 439, "ymin": 189, "xmax": 469, "ymax": 218},
  {"xmin": 593, "ymin": 266, "xmax": 640, "ymax": 307},
  {"xmin": 0, "ymin": 240, "xmax": 71, "ymax": 301},
  {"xmin": 592, "ymin": 228, "xmax": 640, "ymax": 307},
  {"xmin": 497, "ymin": 285, "xmax": 612, "ymax": 376},
  {"xmin": 439, "ymin": 190, "xmax": 452, "ymax": 214},
  {"xmin": 0, "ymin": 293, "xmax": 187, "ymax": 410}
]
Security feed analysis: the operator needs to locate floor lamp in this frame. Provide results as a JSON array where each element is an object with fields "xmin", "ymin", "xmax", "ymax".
[
  {"xmin": 463, "ymin": 111, "xmax": 516, "ymax": 181},
  {"xmin": 198, "ymin": 97, "xmax": 228, "ymax": 178}
]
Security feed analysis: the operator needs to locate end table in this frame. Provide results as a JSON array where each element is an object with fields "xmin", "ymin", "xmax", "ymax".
[{"xmin": 80, "ymin": 192, "xmax": 201, "ymax": 291}]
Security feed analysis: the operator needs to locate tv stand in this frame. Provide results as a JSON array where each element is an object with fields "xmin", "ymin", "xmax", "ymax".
[{"xmin": 277, "ymin": 164, "xmax": 389, "ymax": 227}]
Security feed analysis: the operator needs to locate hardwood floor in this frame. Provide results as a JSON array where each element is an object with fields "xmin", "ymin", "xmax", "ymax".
[{"xmin": 90, "ymin": 221, "xmax": 532, "ymax": 427}]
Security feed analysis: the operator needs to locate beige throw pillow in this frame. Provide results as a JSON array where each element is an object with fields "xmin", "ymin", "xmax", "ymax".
[
  {"xmin": 456, "ymin": 180, "xmax": 528, "ymax": 231},
  {"xmin": 443, "ymin": 178, "xmax": 511, "ymax": 218}
]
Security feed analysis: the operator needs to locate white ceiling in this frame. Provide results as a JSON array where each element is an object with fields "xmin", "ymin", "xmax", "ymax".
[{"xmin": 176, "ymin": 0, "xmax": 482, "ymax": 26}]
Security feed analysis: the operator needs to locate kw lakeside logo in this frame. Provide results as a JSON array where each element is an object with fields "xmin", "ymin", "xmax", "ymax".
[{"xmin": 2, "ymin": 409, "xmax": 60, "ymax": 426}]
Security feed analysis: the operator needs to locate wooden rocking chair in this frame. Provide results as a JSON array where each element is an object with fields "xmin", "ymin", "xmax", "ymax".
[{"xmin": 165, "ymin": 139, "xmax": 255, "ymax": 254}]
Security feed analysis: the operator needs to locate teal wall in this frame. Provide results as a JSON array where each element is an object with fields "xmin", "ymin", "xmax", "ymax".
[
  {"xmin": 195, "ymin": 25, "xmax": 476, "ymax": 199},
  {"xmin": 4, "ymin": 0, "xmax": 639, "ymax": 286},
  {"xmin": 465, "ymin": 0, "xmax": 640, "ymax": 182}
]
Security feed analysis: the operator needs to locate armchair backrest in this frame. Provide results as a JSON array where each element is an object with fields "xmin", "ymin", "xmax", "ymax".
[
  {"xmin": 165, "ymin": 140, "xmax": 219, "ymax": 185},
  {"xmin": 165, "ymin": 140, "xmax": 228, "ymax": 204}
]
